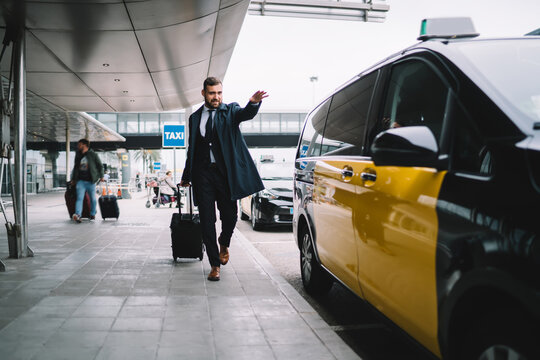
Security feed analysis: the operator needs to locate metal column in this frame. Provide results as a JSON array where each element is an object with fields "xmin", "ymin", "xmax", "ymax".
[
  {"xmin": 12, "ymin": 23, "xmax": 31, "ymax": 257},
  {"xmin": 66, "ymin": 112, "xmax": 70, "ymax": 182},
  {"xmin": 184, "ymin": 106, "xmax": 192, "ymax": 208}
]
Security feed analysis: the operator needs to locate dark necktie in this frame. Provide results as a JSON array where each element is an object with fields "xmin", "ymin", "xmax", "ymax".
[{"xmin": 205, "ymin": 110, "xmax": 214, "ymax": 141}]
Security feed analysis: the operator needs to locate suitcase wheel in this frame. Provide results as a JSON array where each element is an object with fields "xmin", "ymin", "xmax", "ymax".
[
  {"xmin": 145, "ymin": 201, "xmax": 151, "ymax": 208},
  {"xmin": 199, "ymin": 255, "xmax": 203, "ymax": 261}
]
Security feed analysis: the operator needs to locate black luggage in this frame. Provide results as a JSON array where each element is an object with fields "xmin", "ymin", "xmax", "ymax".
[
  {"xmin": 65, "ymin": 182, "xmax": 91, "ymax": 219},
  {"xmin": 170, "ymin": 186, "xmax": 203, "ymax": 261},
  {"xmin": 99, "ymin": 182, "xmax": 120, "ymax": 220}
]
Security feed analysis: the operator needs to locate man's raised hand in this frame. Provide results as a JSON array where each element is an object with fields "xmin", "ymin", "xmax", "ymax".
[{"xmin": 250, "ymin": 91, "xmax": 269, "ymax": 103}]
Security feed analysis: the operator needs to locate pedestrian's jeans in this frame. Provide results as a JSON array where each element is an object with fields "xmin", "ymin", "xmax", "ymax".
[{"xmin": 75, "ymin": 180, "xmax": 97, "ymax": 217}]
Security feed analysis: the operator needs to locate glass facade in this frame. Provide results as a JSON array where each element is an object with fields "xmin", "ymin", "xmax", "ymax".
[{"xmin": 90, "ymin": 112, "xmax": 306, "ymax": 135}]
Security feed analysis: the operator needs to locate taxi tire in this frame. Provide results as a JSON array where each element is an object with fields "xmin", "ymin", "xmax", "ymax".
[
  {"xmin": 300, "ymin": 225, "xmax": 333, "ymax": 296},
  {"xmin": 457, "ymin": 304, "xmax": 537, "ymax": 360}
]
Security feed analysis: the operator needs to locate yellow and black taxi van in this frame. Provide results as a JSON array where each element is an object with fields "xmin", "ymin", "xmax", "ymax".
[{"xmin": 293, "ymin": 18, "xmax": 540, "ymax": 360}]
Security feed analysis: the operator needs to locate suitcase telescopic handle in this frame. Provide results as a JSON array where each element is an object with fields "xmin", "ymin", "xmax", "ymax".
[{"xmin": 177, "ymin": 184, "xmax": 194, "ymax": 216}]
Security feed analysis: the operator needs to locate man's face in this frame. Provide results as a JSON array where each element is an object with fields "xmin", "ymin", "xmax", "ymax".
[
  {"xmin": 77, "ymin": 142, "xmax": 87, "ymax": 152},
  {"xmin": 202, "ymin": 84, "xmax": 223, "ymax": 109}
]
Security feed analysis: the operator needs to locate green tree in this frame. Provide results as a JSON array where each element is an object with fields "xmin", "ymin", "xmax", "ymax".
[{"xmin": 133, "ymin": 148, "xmax": 161, "ymax": 175}]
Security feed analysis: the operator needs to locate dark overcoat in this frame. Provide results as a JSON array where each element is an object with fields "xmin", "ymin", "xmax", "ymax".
[{"xmin": 181, "ymin": 101, "xmax": 265, "ymax": 202}]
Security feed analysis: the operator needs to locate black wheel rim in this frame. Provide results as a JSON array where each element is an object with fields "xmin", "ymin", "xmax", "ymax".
[
  {"xmin": 478, "ymin": 345, "xmax": 526, "ymax": 360},
  {"xmin": 301, "ymin": 232, "xmax": 312, "ymax": 283}
]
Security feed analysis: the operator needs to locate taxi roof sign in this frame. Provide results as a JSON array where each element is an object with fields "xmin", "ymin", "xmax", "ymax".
[{"xmin": 418, "ymin": 17, "xmax": 479, "ymax": 41}]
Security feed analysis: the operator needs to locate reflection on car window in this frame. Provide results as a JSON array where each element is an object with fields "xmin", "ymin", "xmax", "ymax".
[
  {"xmin": 321, "ymin": 71, "xmax": 378, "ymax": 156},
  {"xmin": 298, "ymin": 99, "xmax": 331, "ymax": 158},
  {"xmin": 368, "ymin": 60, "xmax": 449, "ymax": 149},
  {"xmin": 451, "ymin": 101, "xmax": 493, "ymax": 176}
]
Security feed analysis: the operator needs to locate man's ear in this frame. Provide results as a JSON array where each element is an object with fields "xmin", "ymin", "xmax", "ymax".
[{"xmin": 201, "ymin": 89, "xmax": 205, "ymax": 97}]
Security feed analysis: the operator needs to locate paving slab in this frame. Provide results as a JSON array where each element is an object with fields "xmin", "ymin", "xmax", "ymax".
[{"xmin": 0, "ymin": 191, "xmax": 360, "ymax": 359}]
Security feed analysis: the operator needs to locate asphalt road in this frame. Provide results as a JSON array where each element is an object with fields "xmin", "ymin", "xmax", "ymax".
[{"xmin": 235, "ymin": 218, "xmax": 436, "ymax": 360}]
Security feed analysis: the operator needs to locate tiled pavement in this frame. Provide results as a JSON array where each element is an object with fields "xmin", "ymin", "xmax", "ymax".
[{"xmin": 0, "ymin": 191, "xmax": 360, "ymax": 360}]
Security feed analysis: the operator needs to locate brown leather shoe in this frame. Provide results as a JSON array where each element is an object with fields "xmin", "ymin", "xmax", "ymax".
[
  {"xmin": 219, "ymin": 244, "xmax": 229, "ymax": 265},
  {"xmin": 207, "ymin": 266, "xmax": 220, "ymax": 281}
]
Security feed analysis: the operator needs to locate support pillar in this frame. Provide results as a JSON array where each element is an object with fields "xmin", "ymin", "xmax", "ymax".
[
  {"xmin": 65, "ymin": 112, "xmax": 70, "ymax": 183},
  {"xmin": 12, "ymin": 19, "xmax": 31, "ymax": 258}
]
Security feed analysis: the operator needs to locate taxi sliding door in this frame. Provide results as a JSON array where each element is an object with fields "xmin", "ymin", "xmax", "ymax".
[
  {"xmin": 312, "ymin": 71, "xmax": 378, "ymax": 297},
  {"xmin": 355, "ymin": 58, "xmax": 451, "ymax": 356}
]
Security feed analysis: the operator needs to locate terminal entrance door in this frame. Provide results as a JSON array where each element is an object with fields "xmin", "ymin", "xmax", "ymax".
[{"xmin": 26, "ymin": 164, "xmax": 37, "ymax": 194}]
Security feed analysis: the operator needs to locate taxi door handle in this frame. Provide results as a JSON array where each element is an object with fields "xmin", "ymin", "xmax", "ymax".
[
  {"xmin": 360, "ymin": 172, "xmax": 377, "ymax": 181},
  {"xmin": 341, "ymin": 169, "xmax": 354, "ymax": 178}
]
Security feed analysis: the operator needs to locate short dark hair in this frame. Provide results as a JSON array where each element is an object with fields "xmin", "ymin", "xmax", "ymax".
[
  {"xmin": 203, "ymin": 77, "xmax": 222, "ymax": 91},
  {"xmin": 78, "ymin": 138, "xmax": 90, "ymax": 147}
]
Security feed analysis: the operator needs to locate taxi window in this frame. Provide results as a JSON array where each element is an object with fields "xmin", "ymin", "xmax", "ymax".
[
  {"xmin": 451, "ymin": 100, "xmax": 493, "ymax": 176},
  {"xmin": 367, "ymin": 59, "xmax": 449, "ymax": 148},
  {"xmin": 297, "ymin": 98, "xmax": 330, "ymax": 158},
  {"xmin": 321, "ymin": 71, "xmax": 378, "ymax": 156}
]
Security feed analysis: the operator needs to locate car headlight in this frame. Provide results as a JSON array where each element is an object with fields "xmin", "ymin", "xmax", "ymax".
[{"xmin": 259, "ymin": 189, "xmax": 278, "ymax": 200}]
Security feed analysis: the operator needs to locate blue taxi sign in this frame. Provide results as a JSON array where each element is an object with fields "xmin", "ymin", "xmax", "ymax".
[{"xmin": 162, "ymin": 125, "xmax": 185, "ymax": 148}]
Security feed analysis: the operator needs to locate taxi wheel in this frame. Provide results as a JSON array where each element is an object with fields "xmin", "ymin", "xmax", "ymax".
[
  {"xmin": 251, "ymin": 202, "xmax": 263, "ymax": 231},
  {"xmin": 458, "ymin": 304, "xmax": 536, "ymax": 360},
  {"xmin": 300, "ymin": 226, "xmax": 332, "ymax": 296}
]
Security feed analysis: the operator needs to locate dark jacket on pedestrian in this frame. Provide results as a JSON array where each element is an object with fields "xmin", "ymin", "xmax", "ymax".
[
  {"xmin": 182, "ymin": 101, "xmax": 264, "ymax": 203},
  {"xmin": 72, "ymin": 149, "xmax": 104, "ymax": 184}
]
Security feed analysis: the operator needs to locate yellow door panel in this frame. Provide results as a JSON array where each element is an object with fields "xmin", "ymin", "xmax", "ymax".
[
  {"xmin": 355, "ymin": 165, "xmax": 446, "ymax": 357},
  {"xmin": 313, "ymin": 159, "xmax": 367, "ymax": 296}
]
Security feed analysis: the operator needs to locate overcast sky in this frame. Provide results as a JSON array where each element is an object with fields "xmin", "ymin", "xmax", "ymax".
[{"xmin": 222, "ymin": 0, "xmax": 540, "ymax": 112}]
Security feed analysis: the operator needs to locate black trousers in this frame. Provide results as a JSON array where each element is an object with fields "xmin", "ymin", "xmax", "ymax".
[{"xmin": 192, "ymin": 164, "xmax": 237, "ymax": 267}]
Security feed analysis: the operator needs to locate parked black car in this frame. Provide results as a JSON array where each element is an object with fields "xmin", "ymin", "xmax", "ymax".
[{"xmin": 240, "ymin": 160, "xmax": 294, "ymax": 230}]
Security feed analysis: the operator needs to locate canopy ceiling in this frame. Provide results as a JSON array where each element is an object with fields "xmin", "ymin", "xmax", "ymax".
[{"xmin": 0, "ymin": 0, "xmax": 250, "ymax": 113}]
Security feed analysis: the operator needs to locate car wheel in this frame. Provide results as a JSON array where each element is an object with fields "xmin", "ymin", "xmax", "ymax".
[
  {"xmin": 478, "ymin": 346, "xmax": 527, "ymax": 360},
  {"xmin": 300, "ymin": 225, "xmax": 333, "ymax": 295},
  {"xmin": 251, "ymin": 201, "xmax": 263, "ymax": 231},
  {"xmin": 456, "ymin": 304, "xmax": 537, "ymax": 360}
]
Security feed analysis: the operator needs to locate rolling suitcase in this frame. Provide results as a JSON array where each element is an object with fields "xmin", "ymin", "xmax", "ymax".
[
  {"xmin": 99, "ymin": 182, "xmax": 120, "ymax": 220},
  {"xmin": 65, "ymin": 182, "xmax": 91, "ymax": 219},
  {"xmin": 170, "ymin": 186, "xmax": 204, "ymax": 261}
]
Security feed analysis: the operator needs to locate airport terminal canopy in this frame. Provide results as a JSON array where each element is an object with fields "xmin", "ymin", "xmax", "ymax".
[{"xmin": 0, "ymin": 0, "xmax": 250, "ymax": 113}]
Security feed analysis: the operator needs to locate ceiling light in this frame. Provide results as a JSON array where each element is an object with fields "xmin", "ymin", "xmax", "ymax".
[
  {"xmin": 123, "ymin": 90, "xmax": 128, "ymax": 94},
  {"xmin": 103, "ymin": 63, "xmax": 110, "ymax": 67},
  {"xmin": 114, "ymin": 78, "xmax": 120, "ymax": 82}
]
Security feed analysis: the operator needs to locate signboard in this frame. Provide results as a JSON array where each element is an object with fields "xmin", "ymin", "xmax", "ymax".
[
  {"xmin": 162, "ymin": 125, "xmax": 185, "ymax": 148},
  {"xmin": 153, "ymin": 162, "xmax": 161, "ymax": 170}
]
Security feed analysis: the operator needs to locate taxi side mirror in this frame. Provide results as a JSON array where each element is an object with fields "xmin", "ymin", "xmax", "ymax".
[{"xmin": 371, "ymin": 126, "xmax": 441, "ymax": 168}]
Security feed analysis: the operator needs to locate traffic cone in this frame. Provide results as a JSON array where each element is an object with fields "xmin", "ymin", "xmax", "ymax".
[
  {"xmin": 117, "ymin": 188, "xmax": 122, "ymax": 199},
  {"xmin": 102, "ymin": 187, "xmax": 106, "ymax": 196},
  {"xmin": 108, "ymin": 188, "xmax": 112, "ymax": 195}
]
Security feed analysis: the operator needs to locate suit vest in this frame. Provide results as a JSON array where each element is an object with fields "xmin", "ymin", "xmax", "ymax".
[{"xmin": 193, "ymin": 122, "xmax": 227, "ymax": 178}]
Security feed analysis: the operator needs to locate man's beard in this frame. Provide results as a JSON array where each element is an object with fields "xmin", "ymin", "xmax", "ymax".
[{"xmin": 205, "ymin": 99, "xmax": 221, "ymax": 109}]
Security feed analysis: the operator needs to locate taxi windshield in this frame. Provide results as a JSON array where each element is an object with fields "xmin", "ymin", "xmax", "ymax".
[{"xmin": 454, "ymin": 39, "xmax": 540, "ymax": 124}]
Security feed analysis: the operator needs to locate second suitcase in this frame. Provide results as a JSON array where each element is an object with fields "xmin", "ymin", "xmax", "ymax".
[
  {"xmin": 170, "ymin": 186, "xmax": 203, "ymax": 261},
  {"xmin": 99, "ymin": 182, "xmax": 120, "ymax": 220}
]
